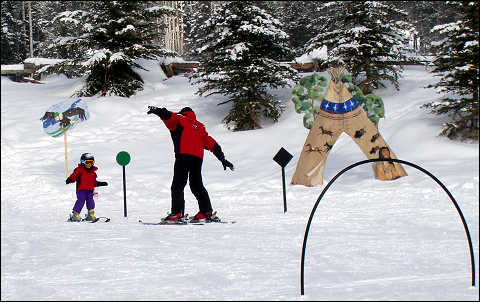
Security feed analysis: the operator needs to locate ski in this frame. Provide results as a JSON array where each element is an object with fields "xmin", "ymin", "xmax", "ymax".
[
  {"xmin": 139, "ymin": 211, "xmax": 235, "ymax": 225},
  {"xmin": 67, "ymin": 216, "xmax": 110, "ymax": 223},
  {"xmin": 201, "ymin": 220, "xmax": 236, "ymax": 224},
  {"xmin": 187, "ymin": 211, "xmax": 236, "ymax": 224},
  {"xmin": 67, "ymin": 218, "xmax": 98, "ymax": 223},
  {"xmin": 138, "ymin": 219, "xmax": 189, "ymax": 225},
  {"xmin": 91, "ymin": 216, "xmax": 110, "ymax": 223},
  {"xmin": 138, "ymin": 219, "xmax": 235, "ymax": 225},
  {"xmin": 187, "ymin": 215, "xmax": 236, "ymax": 224}
]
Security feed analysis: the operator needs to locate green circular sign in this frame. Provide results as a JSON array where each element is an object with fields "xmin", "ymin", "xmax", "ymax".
[{"xmin": 116, "ymin": 151, "xmax": 131, "ymax": 166}]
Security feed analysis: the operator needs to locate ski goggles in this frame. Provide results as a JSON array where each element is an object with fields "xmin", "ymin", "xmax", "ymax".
[{"xmin": 82, "ymin": 159, "xmax": 94, "ymax": 164}]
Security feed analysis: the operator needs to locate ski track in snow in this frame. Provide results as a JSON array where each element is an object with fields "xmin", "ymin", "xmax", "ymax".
[{"xmin": 1, "ymin": 66, "xmax": 479, "ymax": 300}]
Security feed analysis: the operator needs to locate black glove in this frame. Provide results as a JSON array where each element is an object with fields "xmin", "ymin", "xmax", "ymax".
[
  {"xmin": 66, "ymin": 177, "xmax": 73, "ymax": 184},
  {"xmin": 96, "ymin": 181, "xmax": 108, "ymax": 187},
  {"xmin": 213, "ymin": 143, "xmax": 234, "ymax": 171},
  {"xmin": 147, "ymin": 106, "xmax": 171, "ymax": 120},
  {"xmin": 221, "ymin": 159, "xmax": 234, "ymax": 171}
]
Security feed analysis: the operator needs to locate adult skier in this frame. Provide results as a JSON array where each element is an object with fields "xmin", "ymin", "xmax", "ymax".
[{"xmin": 147, "ymin": 106, "xmax": 234, "ymax": 223}]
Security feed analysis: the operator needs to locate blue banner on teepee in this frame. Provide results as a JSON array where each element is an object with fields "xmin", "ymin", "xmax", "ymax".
[{"xmin": 40, "ymin": 98, "xmax": 90, "ymax": 137}]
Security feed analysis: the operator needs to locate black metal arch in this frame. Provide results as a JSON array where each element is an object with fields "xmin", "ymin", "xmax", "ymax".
[{"xmin": 300, "ymin": 158, "xmax": 476, "ymax": 295}]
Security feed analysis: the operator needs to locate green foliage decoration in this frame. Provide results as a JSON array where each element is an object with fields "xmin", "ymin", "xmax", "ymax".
[{"xmin": 291, "ymin": 74, "xmax": 328, "ymax": 129}]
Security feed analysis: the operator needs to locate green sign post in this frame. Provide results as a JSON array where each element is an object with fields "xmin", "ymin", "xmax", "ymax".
[{"xmin": 116, "ymin": 151, "xmax": 131, "ymax": 217}]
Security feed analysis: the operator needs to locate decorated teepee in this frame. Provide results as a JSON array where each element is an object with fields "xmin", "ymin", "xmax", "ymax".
[{"xmin": 291, "ymin": 67, "xmax": 407, "ymax": 187}]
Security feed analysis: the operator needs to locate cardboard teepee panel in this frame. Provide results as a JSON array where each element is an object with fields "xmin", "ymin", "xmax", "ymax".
[
  {"xmin": 323, "ymin": 67, "xmax": 352, "ymax": 103},
  {"xmin": 291, "ymin": 67, "xmax": 407, "ymax": 187}
]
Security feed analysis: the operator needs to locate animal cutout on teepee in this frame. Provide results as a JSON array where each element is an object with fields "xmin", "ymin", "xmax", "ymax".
[{"xmin": 291, "ymin": 67, "xmax": 407, "ymax": 187}]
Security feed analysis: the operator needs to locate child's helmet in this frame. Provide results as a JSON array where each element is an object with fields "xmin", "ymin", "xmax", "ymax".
[{"xmin": 80, "ymin": 153, "xmax": 94, "ymax": 164}]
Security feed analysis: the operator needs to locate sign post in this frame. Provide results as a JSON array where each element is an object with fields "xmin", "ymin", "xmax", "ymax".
[
  {"xmin": 273, "ymin": 147, "xmax": 293, "ymax": 213},
  {"xmin": 116, "ymin": 151, "xmax": 131, "ymax": 217},
  {"xmin": 40, "ymin": 98, "xmax": 89, "ymax": 177},
  {"xmin": 40, "ymin": 99, "xmax": 90, "ymax": 177}
]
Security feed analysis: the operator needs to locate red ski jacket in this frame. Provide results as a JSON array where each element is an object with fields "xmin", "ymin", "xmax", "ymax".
[
  {"xmin": 161, "ymin": 110, "xmax": 216, "ymax": 159},
  {"xmin": 68, "ymin": 164, "xmax": 100, "ymax": 191}
]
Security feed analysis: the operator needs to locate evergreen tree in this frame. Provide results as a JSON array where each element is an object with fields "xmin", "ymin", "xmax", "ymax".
[
  {"xmin": 26, "ymin": 1, "xmax": 53, "ymax": 58},
  {"xmin": 37, "ymin": 1, "xmax": 88, "ymax": 59},
  {"xmin": 189, "ymin": 1, "xmax": 298, "ymax": 131},
  {"xmin": 391, "ymin": 1, "xmax": 461, "ymax": 55},
  {"xmin": 1, "ymin": 1, "xmax": 85, "ymax": 64},
  {"xmin": 41, "ymin": 1, "xmax": 176, "ymax": 97},
  {"xmin": 423, "ymin": 1, "xmax": 479, "ymax": 141},
  {"xmin": 183, "ymin": 1, "xmax": 213, "ymax": 60},
  {"xmin": 279, "ymin": 1, "xmax": 319, "ymax": 57},
  {"xmin": 1, "ymin": 1, "xmax": 28, "ymax": 64},
  {"xmin": 306, "ymin": 1, "xmax": 415, "ymax": 94}
]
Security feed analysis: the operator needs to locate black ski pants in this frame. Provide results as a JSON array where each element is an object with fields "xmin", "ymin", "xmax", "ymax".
[{"xmin": 171, "ymin": 154, "xmax": 213, "ymax": 215}]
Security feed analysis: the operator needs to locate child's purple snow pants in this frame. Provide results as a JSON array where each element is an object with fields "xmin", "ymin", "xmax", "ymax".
[{"xmin": 72, "ymin": 190, "xmax": 95, "ymax": 214}]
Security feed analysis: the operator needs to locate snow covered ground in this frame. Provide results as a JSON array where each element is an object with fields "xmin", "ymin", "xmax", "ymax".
[{"xmin": 1, "ymin": 63, "xmax": 478, "ymax": 300}]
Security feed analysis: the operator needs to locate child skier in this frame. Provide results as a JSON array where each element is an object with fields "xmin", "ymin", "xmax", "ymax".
[
  {"xmin": 147, "ymin": 106, "xmax": 234, "ymax": 223},
  {"xmin": 66, "ymin": 153, "xmax": 108, "ymax": 221}
]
